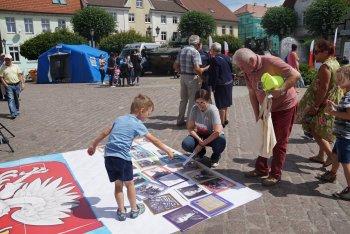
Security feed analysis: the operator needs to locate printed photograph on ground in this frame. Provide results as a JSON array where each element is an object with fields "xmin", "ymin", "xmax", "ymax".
[
  {"xmin": 177, "ymin": 184, "xmax": 208, "ymax": 200},
  {"xmin": 133, "ymin": 173, "xmax": 149, "ymax": 187},
  {"xmin": 200, "ymin": 177, "xmax": 235, "ymax": 193},
  {"xmin": 144, "ymin": 193, "xmax": 182, "ymax": 214},
  {"xmin": 135, "ymin": 158, "xmax": 161, "ymax": 169},
  {"xmin": 190, "ymin": 194, "xmax": 233, "ymax": 217},
  {"xmin": 143, "ymin": 166, "xmax": 172, "ymax": 180},
  {"xmin": 157, "ymin": 173, "xmax": 188, "ymax": 187},
  {"xmin": 186, "ymin": 169, "xmax": 218, "ymax": 184},
  {"xmin": 163, "ymin": 205, "xmax": 208, "ymax": 231},
  {"xmin": 159, "ymin": 154, "xmax": 186, "ymax": 164},
  {"xmin": 178, "ymin": 161, "xmax": 202, "ymax": 174},
  {"xmin": 135, "ymin": 182, "xmax": 167, "ymax": 200}
]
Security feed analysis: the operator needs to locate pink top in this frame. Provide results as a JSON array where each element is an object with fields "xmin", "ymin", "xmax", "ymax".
[
  {"xmin": 287, "ymin": 52, "xmax": 298, "ymax": 70},
  {"xmin": 245, "ymin": 55, "xmax": 298, "ymax": 112}
]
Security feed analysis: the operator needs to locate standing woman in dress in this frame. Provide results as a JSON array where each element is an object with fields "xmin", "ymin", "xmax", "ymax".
[
  {"xmin": 298, "ymin": 39, "xmax": 343, "ymax": 168},
  {"xmin": 208, "ymin": 42, "xmax": 234, "ymax": 127}
]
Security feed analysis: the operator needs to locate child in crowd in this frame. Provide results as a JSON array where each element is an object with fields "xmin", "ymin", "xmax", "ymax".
[
  {"xmin": 87, "ymin": 94, "xmax": 174, "ymax": 220},
  {"xmin": 324, "ymin": 65, "xmax": 350, "ymax": 200}
]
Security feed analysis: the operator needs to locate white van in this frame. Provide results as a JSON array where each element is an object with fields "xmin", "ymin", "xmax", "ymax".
[{"xmin": 120, "ymin": 42, "xmax": 160, "ymax": 58}]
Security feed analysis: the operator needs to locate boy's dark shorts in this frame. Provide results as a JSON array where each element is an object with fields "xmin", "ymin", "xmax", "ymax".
[
  {"xmin": 332, "ymin": 138, "xmax": 350, "ymax": 164},
  {"xmin": 105, "ymin": 156, "xmax": 133, "ymax": 182}
]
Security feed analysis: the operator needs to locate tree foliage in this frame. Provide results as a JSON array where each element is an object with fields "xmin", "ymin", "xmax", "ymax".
[
  {"xmin": 212, "ymin": 35, "xmax": 243, "ymax": 54},
  {"xmin": 20, "ymin": 29, "xmax": 86, "ymax": 60},
  {"xmin": 304, "ymin": 0, "xmax": 349, "ymax": 39},
  {"xmin": 71, "ymin": 7, "xmax": 115, "ymax": 42},
  {"xmin": 179, "ymin": 11, "xmax": 216, "ymax": 38},
  {"xmin": 261, "ymin": 6, "xmax": 298, "ymax": 40},
  {"xmin": 99, "ymin": 30, "xmax": 152, "ymax": 54}
]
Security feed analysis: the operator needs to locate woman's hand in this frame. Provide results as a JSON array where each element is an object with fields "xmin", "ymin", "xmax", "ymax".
[
  {"xmin": 324, "ymin": 100, "xmax": 337, "ymax": 115},
  {"xmin": 194, "ymin": 144, "xmax": 204, "ymax": 155}
]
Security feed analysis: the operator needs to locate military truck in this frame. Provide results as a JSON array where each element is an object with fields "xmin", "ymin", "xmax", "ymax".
[{"xmin": 145, "ymin": 47, "xmax": 181, "ymax": 75}]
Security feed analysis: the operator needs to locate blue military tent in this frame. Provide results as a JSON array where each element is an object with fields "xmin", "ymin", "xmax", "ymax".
[{"xmin": 37, "ymin": 44, "xmax": 108, "ymax": 84}]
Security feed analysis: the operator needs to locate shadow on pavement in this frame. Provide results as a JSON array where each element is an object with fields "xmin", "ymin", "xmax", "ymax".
[
  {"xmin": 0, "ymin": 113, "xmax": 12, "ymax": 119},
  {"xmin": 73, "ymin": 197, "xmax": 117, "ymax": 219},
  {"xmin": 145, "ymin": 122, "xmax": 185, "ymax": 130},
  {"xmin": 149, "ymin": 115, "xmax": 178, "ymax": 121},
  {"xmin": 289, "ymin": 137, "xmax": 314, "ymax": 144}
]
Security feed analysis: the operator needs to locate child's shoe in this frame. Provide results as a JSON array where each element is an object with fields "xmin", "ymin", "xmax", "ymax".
[
  {"xmin": 316, "ymin": 170, "xmax": 337, "ymax": 183},
  {"xmin": 333, "ymin": 187, "xmax": 350, "ymax": 201},
  {"xmin": 117, "ymin": 208, "xmax": 127, "ymax": 221},
  {"xmin": 130, "ymin": 203, "xmax": 145, "ymax": 219}
]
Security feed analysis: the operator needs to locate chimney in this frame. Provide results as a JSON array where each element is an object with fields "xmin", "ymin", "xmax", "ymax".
[
  {"xmin": 253, "ymin": 3, "xmax": 256, "ymax": 6},
  {"xmin": 264, "ymin": 4, "xmax": 267, "ymax": 7}
]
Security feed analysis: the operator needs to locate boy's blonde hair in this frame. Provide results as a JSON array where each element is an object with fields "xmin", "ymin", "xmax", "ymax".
[
  {"xmin": 337, "ymin": 65, "xmax": 350, "ymax": 81},
  {"xmin": 130, "ymin": 94, "xmax": 154, "ymax": 113}
]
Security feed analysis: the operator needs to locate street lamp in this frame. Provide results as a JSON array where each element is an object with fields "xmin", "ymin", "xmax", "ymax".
[
  {"xmin": 1, "ymin": 39, "xmax": 6, "ymax": 54},
  {"xmin": 90, "ymin": 29, "xmax": 95, "ymax": 48},
  {"xmin": 155, "ymin": 26, "xmax": 160, "ymax": 36}
]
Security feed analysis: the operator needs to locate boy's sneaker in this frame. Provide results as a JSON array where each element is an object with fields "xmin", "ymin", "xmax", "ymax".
[
  {"xmin": 333, "ymin": 187, "xmax": 350, "ymax": 201},
  {"xmin": 117, "ymin": 208, "xmax": 127, "ymax": 221},
  {"xmin": 130, "ymin": 203, "xmax": 145, "ymax": 219},
  {"xmin": 211, "ymin": 162, "xmax": 219, "ymax": 168}
]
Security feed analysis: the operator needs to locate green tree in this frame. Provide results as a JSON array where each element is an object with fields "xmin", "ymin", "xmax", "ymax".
[
  {"xmin": 212, "ymin": 35, "xmax": 242, "ymax": 54},
  {"xmin": 178, "ymin": 11, "xmax": 216, "ymax": 38},
  {"xmin": 20, "ymin": 29, "xmax": 86, "ymax": 60},
  {"xmin": 99, "ymin": 30, "xmax": 152, "ymax": 54},
  {"xmin": 304, "ymin": 0, "xmax": 349, "ymax": 39},
  {"xmin": 261, "ymin": 6, "xmax": 298, "ymax": 40},
  {"xmin": 71, "ymin": 7, "xmax": 115, "ymax": 42}
]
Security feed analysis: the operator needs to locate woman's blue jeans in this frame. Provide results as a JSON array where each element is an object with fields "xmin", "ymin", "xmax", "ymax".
[{"xmin": 181, "ymin": 134, "xmax": 226, "ymax": 163}]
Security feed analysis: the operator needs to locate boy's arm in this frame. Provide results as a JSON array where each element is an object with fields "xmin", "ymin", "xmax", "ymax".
[
  {"xmin": 328, "ymin": 108, "xmax": 350, "ymax": 120},
  {"xmin": 145, "ymin": 133, "xmax": 174, "ymax": 159},
  {"xmin": 87, "ymin": 126, "xmax": 113, "ymax": 155}
]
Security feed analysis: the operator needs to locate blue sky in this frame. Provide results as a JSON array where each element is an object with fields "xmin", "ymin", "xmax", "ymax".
[{"xmin": 220, "ymin": 0, "xmax": 285, "ymax": 11}]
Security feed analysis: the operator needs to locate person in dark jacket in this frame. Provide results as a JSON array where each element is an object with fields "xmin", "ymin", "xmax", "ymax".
[
  {"xmin": 107, "ymin": 52, "xmax": 116, "ymax": 86},
  {"xmin": 208, "ymin": 42, "xmax": 233, "ymax": 127},
  {"xmin": 198, "ymin": 43, "xmax": 211, "ymax": 92},
  {"xmin": 130, "ymin": 50, "xmax": 142, "ymax": 85}
]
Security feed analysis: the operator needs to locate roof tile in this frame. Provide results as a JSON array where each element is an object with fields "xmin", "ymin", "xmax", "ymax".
[{"xmin": 0, "ymin": 0, "xmax": 82, "ymax": 14}]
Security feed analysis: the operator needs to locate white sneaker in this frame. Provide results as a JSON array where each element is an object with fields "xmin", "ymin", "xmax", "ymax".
[
  {"xmin": 111, "ymin": 85, "xmax": 116, "ymax": 87},
  {"xmin": 211, "ymin": 162, "xmax": 219, "ymax": 168}
]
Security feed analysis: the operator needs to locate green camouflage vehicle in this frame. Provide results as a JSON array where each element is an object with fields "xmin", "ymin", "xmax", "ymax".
[{"xmin": 145, "ymin": 47, "xmax": 181, "ymax": 75}]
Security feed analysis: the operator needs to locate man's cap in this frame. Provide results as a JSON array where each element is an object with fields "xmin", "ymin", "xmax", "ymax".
[{"xmin": 4, "ymin": 54, "xmax": 12, "ymax": 59}]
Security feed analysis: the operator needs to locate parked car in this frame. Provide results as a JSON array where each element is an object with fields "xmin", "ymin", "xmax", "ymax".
[{"xmin": 145, "ymin": 47, "xmax": 181, "ymax": 75}]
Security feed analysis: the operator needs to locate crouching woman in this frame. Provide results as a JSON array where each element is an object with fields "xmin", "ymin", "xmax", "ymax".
[{"xmin": 181, "ymin": 89, "xmax": 226, "ymax": 168}]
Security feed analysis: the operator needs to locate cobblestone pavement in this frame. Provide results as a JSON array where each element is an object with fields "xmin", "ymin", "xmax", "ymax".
[{"xmin": 0, "ymin": 76, "xmax": 349, "ymax": 233}]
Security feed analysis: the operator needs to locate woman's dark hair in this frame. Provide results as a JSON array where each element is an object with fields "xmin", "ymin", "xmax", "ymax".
[
  {"xmin": 291, "ymin": 44, "xmax": 297, "ymax": 51},
  {"xmin": 316, "ymin": 39, "xmax": 335, "ymax": 55},
  {"xmin": 195, "ymin": 89, "xmax": 211, "ymax": 102}
]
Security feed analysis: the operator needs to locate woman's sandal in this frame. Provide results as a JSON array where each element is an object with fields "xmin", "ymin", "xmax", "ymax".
[
  {"xmin": 309, "ymin": 155, "xmax": 325, "ymax": 164},
  {"xmin": 323, "ymin": 157, "xmax": 333, "ymax": 167}
]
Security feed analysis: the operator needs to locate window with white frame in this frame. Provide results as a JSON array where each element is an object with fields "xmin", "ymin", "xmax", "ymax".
[
  {"xmin": 222, "ymin": 25, "xmax": 226, "ymax": 35},
  {"xmin": 58, "ymin": 19, "xmax": 66, "ymax": 29},
  {"xmin": 161, "ymin": 15, "xmax": 166, "ymax": 24},
  {"xmin": 136, "ymin": 0, "xmax": 143, "ymax": 8},
  {"xmin": 129, "ymin": 13, "xmax": 135, "ymax": 22},
  {"xmin": 52, "ymin": 0, "xmax": 66, "ymax": 4},
  {"xmin": 41, "ymin": 19, "xmax": 50, "ymax": 32},
  {"xmin": 229, "ymin": 26, "xmax": 233, "ymax": 35},
  {"xmin": 161, "ymin": 31, "xmax": 167, "ymax": 41},
  {"xmin": 172, "ymin": 16, "xmax": 178, "ymax": 24},
  {"xmin": 145, "ymin": 14, "xmax": 151, "ymax": 23},
  {"xmin": 9, "ymin": 46, "xmax": 20, "ymax": 62},
  {"xmin": 24, "ymin": 18, "xmax": 34, "ymax": 34},
  {"xmin": 6, "ymin": 17, "xmax": 16, "ymax": 33}
]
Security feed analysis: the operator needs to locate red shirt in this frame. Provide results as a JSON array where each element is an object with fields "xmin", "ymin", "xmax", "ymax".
[{"xmin": 245, "ymin": 55, "xmax": 298, "ymax": 112}]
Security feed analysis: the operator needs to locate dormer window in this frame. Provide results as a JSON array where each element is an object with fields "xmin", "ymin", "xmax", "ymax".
[
  {"xmin": 52, "ymin": 0, "xmax": 67, "ymax": 4},
  {"xmin": 209, "ymin": 9, "xmax": 215, "ymax": 13},
  {"xmin": 136, "ymin": 0, "xmax": 143, "ymax": 8}
]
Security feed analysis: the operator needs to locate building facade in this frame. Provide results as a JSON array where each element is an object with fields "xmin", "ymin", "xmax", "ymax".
[
  {"xmin": 0, "ymin": 0, "xmax": 82, "ymax": 74},
  {"xmin": 234, "ymin": 4, "xmax": 279, "ymax": 54}
]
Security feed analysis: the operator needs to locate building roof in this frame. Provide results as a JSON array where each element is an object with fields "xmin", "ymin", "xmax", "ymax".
[
  {"xmin": 0, "ymin": 0, "xmax": 82, "ymax": 14},
  {"xmin": 85, "ymin": 0, "xmax": 127, "ymax": 8},
  {"xmin": 234, "ymin": 4, "xmax": 268, "ymax": 18},
  {"xmin": 151, "ymin": 0, "xmax": 187, "ymax": 13},
  {"xmin": 176, "ymin": 0, "xmax": 237, "ymax": 22}
]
